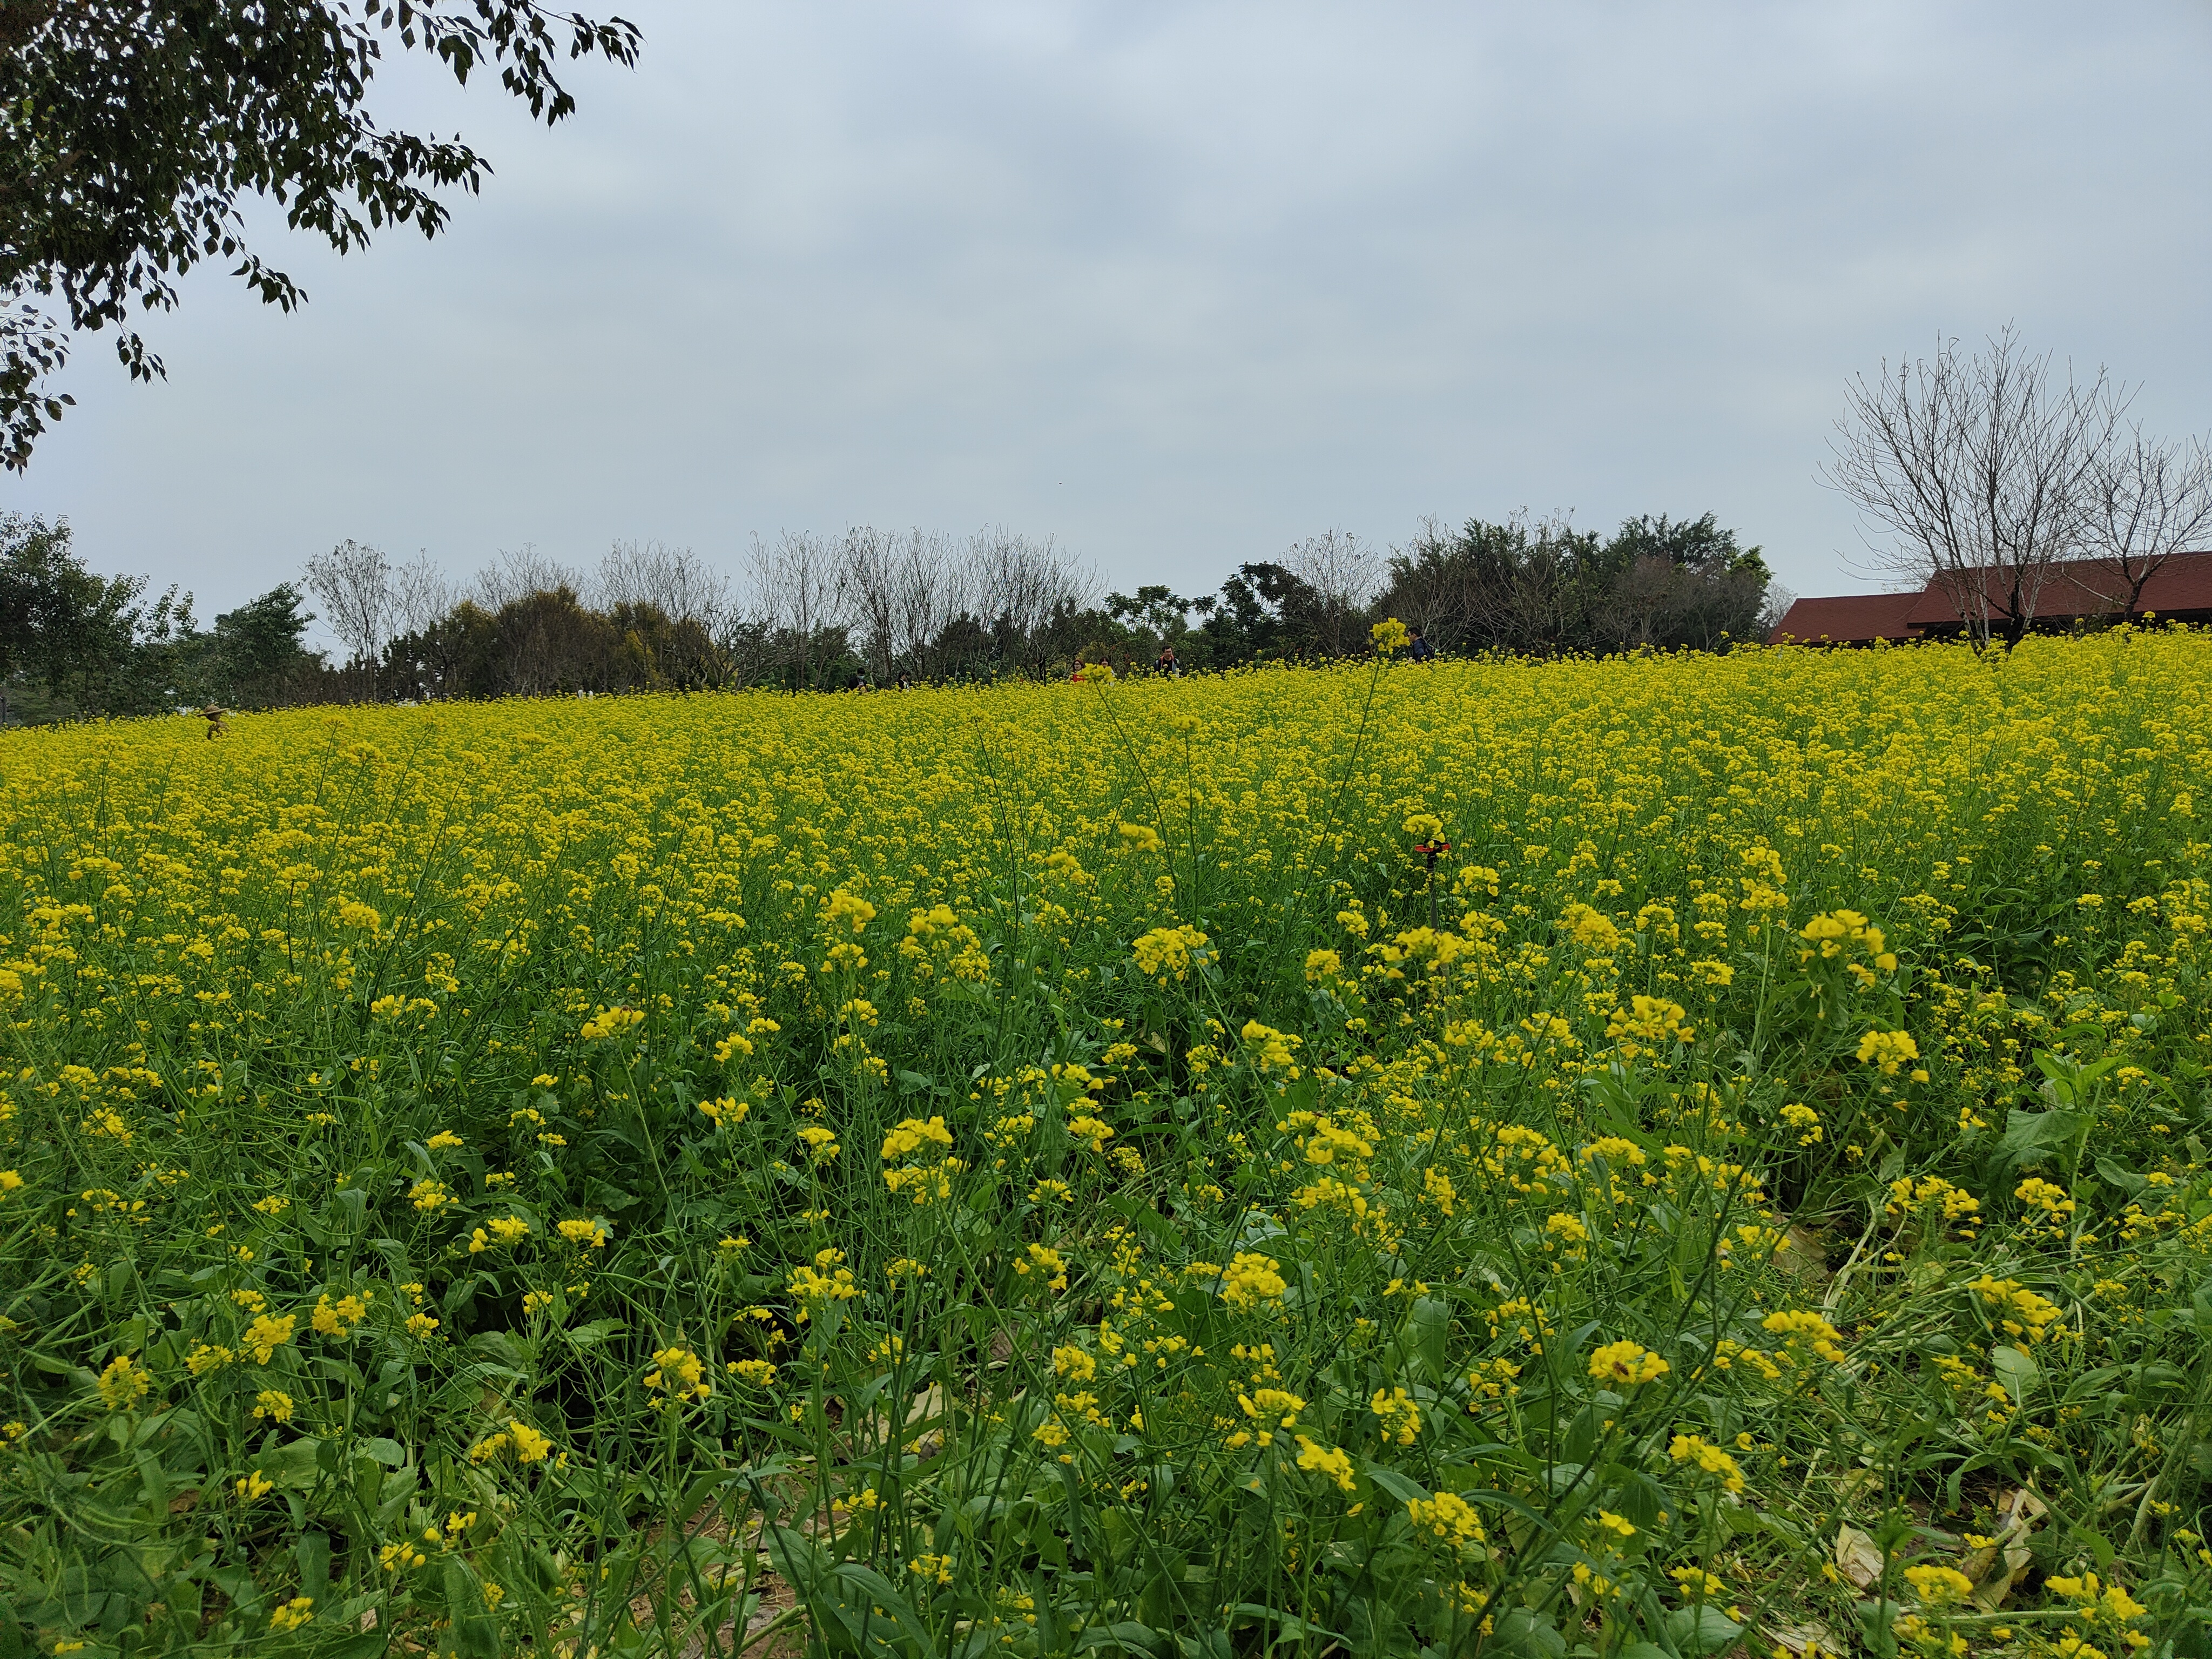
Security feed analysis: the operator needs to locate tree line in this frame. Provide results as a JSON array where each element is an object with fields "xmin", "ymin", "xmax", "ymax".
[{"xmin": 0, "ymin": 510, "xmax": 1777, "ymax": 721}]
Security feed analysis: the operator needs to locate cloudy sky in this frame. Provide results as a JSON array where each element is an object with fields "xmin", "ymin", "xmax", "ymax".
[{"xmin": 8, "ymin": 1, "xmax": 2211, "ymax": 633}]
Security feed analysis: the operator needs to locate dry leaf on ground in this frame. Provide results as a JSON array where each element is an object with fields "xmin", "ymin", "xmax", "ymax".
[{"xmin": 1836, "ymin": 1523, "xmax": 1886, "ymax": 1589}]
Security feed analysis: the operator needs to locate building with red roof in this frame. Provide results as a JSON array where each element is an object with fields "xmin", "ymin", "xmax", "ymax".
[
  {"xmin": 1767, "ymin": 551, "xmax": 2212, "ymax": 645},
  {"xmin": 1765, "ymin": 591, "xmax": 1922, "ymax": 646}
]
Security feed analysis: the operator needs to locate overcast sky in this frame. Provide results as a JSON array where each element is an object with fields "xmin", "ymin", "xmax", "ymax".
[{"xmin": 8, "ymin": 0, "xmax": 2211, "ymax": 635}]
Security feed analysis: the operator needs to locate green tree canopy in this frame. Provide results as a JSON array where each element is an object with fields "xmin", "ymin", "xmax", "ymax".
[{"xmin": 1, "ymin": 0, "xmax": 642, "ymax": 469}]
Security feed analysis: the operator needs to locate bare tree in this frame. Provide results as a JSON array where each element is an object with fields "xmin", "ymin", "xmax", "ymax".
[
  {"xmin": 1756, "ymin": 582, "xmax": 1798, "ymax": 640},
  {"xmin": 889, "ymin": 529, "xmax": 965, "ymax": 678},
  {"xmin": 2081, "ymin": 421, "xmax": 2212, "ymax": 618},
  {"xmin": 1283, "ymin": 528, "xmax": 1381, "ymax": 657},
  {"xmin": 969, "ymin": 527, "xmax": 1094, "ymax": 671},
  {"xmin": 474, "ymin": 543, "xmax": 583, "ymax": 611},
  {"xmin": 597, "ymin": 540, "xmax": 733, "ymax": 631},
  {"xmin": 1827, "ymin": 326, "xmax": 2118, "ymax": 650},
  {"xmin": 834, "ymin": 527, "xmax": 898, "ymax": 681},
  {"xmin": 304, "ymin": 538, "xmax": 392, "ymax": 669},
  {"xmin": 745, "ymin": 530, "xmax": 846, "ymax": 690},
  {"xmin": 389, "ymin": 553, "xmax": 455, "ymax": 640}
]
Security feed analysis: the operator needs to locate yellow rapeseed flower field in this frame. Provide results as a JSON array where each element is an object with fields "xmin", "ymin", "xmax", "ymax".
[{"xmin": 3, "ymin": 632, "xmax": 2211, "ymax": 1655}]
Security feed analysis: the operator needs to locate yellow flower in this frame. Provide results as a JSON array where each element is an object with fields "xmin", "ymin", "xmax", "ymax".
[
  {"xmin": 311, "ymin": 1292, "xmax": 371, "ymax": 1337},
  {"xmin": 252, "ymin": 1389, "xmax": 294, "ymax": 1422},
  {"xmin": 1671, "ymin": 1566, "xmax": 1726, "ymax": 1600},
  {"xmin": 1407, "ymin": 1489, "xmax": 1485, "ymax": 1543},
  {"xmin": 245, "ymin": 1313, "xmax": 297, "ymax": 1364},
  {"xmin": 882, "ymin": 1115, "xmax": 955, "ymax": 1160},
  {"xmin": 579, "ymin": 1006, "xmax": 645, "ymax": 1041},
  {"xmin": 1294, "ymin": 1436, "xmax": 1357, "ymax": 1493},
  {"xmin": 1371, "ymin": 617, "xmax": 1411, "ymax": 655},
  {"xmin": 1117, "ymin": 822, "xmax": 1165, "ymax": 854},
  {"xmin": 96, "ymin": 1354, "xmax": 151, "ymax": 1411},
  {"xmin": 644, "ymin": 1346, "xmax": 712, "ymax": 1405},
  {"xmin": 1371, "ymin": 1387, "xmax": 1422, "ymax": 1445},
  {"xmin": 558, "ymin": 1217, "xmax": 611, "ymax": 1249},
  {"xmin": 1856, "ymin": 1029, "xmax": 1920, "ymax": 1074},
  {"xmin": 1588, "ymin": 1339, "xmax": 1670, "ymax": 1387},
  {"xmin": 1220, "ymin": 1252, "xmax": 1288, "ymax": 1311},
  {"xmin": 269, "ymin": 1597, "xmax": 315, "ymax": 1634},
  {"xmin": 1668, "ymin": 1434, "xmax": 1746, "ymax": 1493},
  {"xmin": 1904, "ymin": 1564, "xmax": 1974, "ymax": 1606},
  {"xmin": 1761, "ymin": 1309, "xmax": 1847, "ymax": 1364},
  {"xmin": 1131, "ymin": 922, "xmax": 1209, "ymax": 982}
]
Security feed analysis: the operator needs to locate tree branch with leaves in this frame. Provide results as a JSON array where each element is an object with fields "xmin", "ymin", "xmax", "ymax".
[{"xmin": 0, "ymin": 0, "xmax": 641, "ymax": 470}]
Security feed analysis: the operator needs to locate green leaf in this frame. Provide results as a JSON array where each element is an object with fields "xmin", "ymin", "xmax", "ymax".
[
  {"xmin": 1491, "ymin": 1608, "xmax": 1568, "ymax": 1659},
  {"xmin": 564, "ymin": 1319, "xmax": 628, "ymax": 1348},
  {"xmin": 1076, "ymin": 1621, "xmax": 1163, "ymax": 1653},
  {"xmin": 1363, "ymin": 1464, "xmax": 1429, "ymax": 1504},
  {"xmin": 296, "ymin": 1532, "xmax": 331, "ymax": 1604},
  {"xmin": 1666, "ymin": 1606, "xmax": 1743, "ymax": 1656},
  {"xmin": 1991, "ymin": 1346, "xmax": 2039, "ymax": 1397},
  {"xmin": 2094, "ymin": 1157, "xmax": 2146, "ymax": 1196},
  {"xmin": 1997, "ymin": 1108, "xmax": 2074, "ymax": 1169}
]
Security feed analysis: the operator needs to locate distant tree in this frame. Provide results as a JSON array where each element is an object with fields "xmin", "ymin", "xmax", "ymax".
[
  {"xmin": 1104, "ymin": 585, "xmax": 1203, "ymax": 661},
  {"xmin": 2081, "ymin": 421, "xmax": 2212, "ymax": 618},
  {"xmin": 1827, "ymin": 327, "xmax": 2116, "ymax": 650},
  {"xmin": 746, "ymin": 531, "xmax": 845, "ymax": 692},
  {"xmin": 304, "ymin": 538, "xmax": 393, "ymax": 682},
  {"xmin": 1594, "ymin": 513, "xmax": 1770, "ymax": 650},
  {"xmin": 1373, "ymin": 517, "xmax": 1483, "ymax": 652},
  {"xmin": 598, "ymin": 541, "xmax": 731, "ymax": 636},
  {"xmin": 492, "ymin": 586, "xmax": 621, "ymax": 696},
  {"xmin": 390, "ymin": 554, "xmax": 458, "ymax": 642},
  {"xmin": 208, "ymin": 584, "xmax": 320, "ymax": 705},
  {"xmin": 474, "ymin": 544, "xmax": 584, "ymax": 612},
  {"xmin": 1280, "ymin": 530, "xmax": 1382, "ymax": 658},
  {"xmin": 0, "ymin": 511, "xmax": 181, "ymax": 718},
  {"xmin": 1, "ymin": 1, "xmax": 641, "ymax": 470},
  {"xmin": 970, "ymin": 528, "xmax": 1095, "ymax": 676},
  {"xmin": 1197, "ymin": 562, "xmax": 1324, "ymax": 662},
  {"xmin": 885, "ymin": 530, "xmax": 964, "ymax": 679},
  {"xmin": 384, "ymin": 600, "xmax": 498, "ymax": 701},
  {"xmin": 1373, "ymin": 514, "xmax": 1604, "ymax": 655}
]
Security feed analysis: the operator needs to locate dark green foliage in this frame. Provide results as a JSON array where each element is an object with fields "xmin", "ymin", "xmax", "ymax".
[
  {"xmin": 206, "ymin": 584, "xmax": 320, "ymax": 706},
  {"xmin": 1373, "ymin": 511, "xmax": 1771, "ymax": 656},
  {"xmin": 0, "ymin": 0, "xmax": 640, "ymax": 469},
  {"xmin": 1, "ymin": 515, "xmax": 324, "ymax": 720},
  {"xmin": 1, "ymin": 512, "xmax": 177, "ymax": 719}
]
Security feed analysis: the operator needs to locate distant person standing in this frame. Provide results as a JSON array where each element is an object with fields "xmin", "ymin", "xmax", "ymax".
[
  {"xmin": 1406, "ymin": 626, "xmax": 1437, "ymax": 663},
  {"xmin": 1156, "ymin": 644, "xmax": 1182, "ymax": 677},
  {"xmin": 896, "ymin": 669, "xmax": 914, "ymax": 690}
]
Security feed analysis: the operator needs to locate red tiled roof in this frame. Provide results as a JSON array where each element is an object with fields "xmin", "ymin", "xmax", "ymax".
[
  {"xmin": 1768, "ymin": 591, "xmax": 1922, "ymax": 645},
  {"xmin": 1904, "ymin": 550, "xmax": 2212, "ymax": 628},
  {"xmin": 2137, "ymin": 549, "xmax": 2212, "ymax": 613}
]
